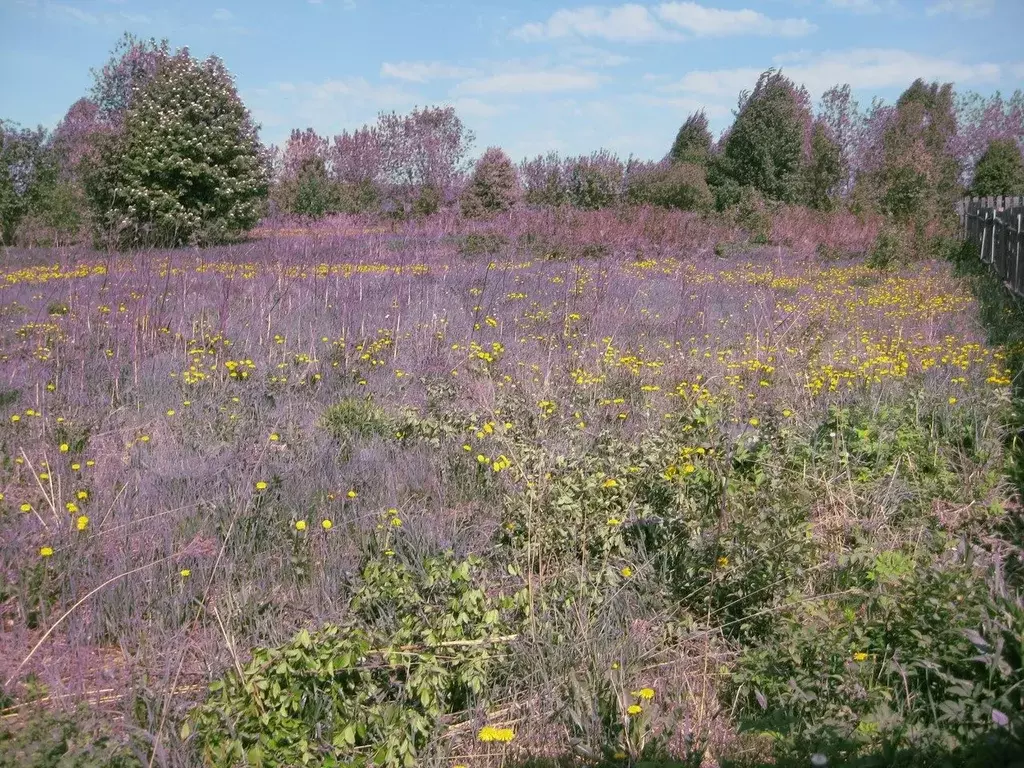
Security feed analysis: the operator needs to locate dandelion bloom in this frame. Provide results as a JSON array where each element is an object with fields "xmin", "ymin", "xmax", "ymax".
[
  {"xmin": 391, "ymin": 517, "xmax": 402, "ymax": 527},
  {"xmin": 167, "ymin": 409, "xmax": 175, "ymax": 416},
  {"xmin": 255, "ymin": 481, "xmax": 268, "ymax": 491},
  {"xmin": 270, "ymin": 433, "xmax": 280, "ymax": 441},
  {"xmin": 20, "ymin": 503, "xmax": 31, "ymax": 512},
  {"xmin": 607, "ymin": 517, "xmax": 622, "ymax": 526},
  {"xmin": 347, "ymin": 490, "xmax": 358, "ymax": 498},
  {"xmin": 477, "ymin": 725, "xmax": 515, "ymax": 743},
  {"xmin": 602, "ymin": 478, "xmax": 618, "ymax": 488},
  {"xmin": 71, "ymin": 463, "xmax": 80, "ymax": 471},
  {"xmin": 59, "ymin": 443, "xmax": 69, "ymax": 453},
  {"xmin": 40, "ymin": 546, "xmax": 53, "ymax": 557},
  {"xmin": 853, "ymin": 652, "xmax": 868, "ymax": 662},
  {"xmin": 620, "ymin": 566, "xmax": 633, "ymax": 578},
  {"xmin": 66, "ymin": 502, "xmax": 79, "ymax": 514},
  {"xmin": 76, "ymin": 515, "xmax": 89, "ymax": 531},
  {"xmin": 717, "ymin": 556, "xmax": 729, "ymax": 568},
  {"xmin": 180, "ymin": 569, "xmax": 191, "ymax": 578},
  {"xmin": 632, "ymin": 687, "xmax": 655, "ymax": 700},
  {"xmin": 749, "ymin": 417, "xmax": 760, "ymax": 427},
  {"xmin": 322, "ymin": 519, "xmax": 333, "ymax": 530},
  {"xmin": 627, "ymin": 704, "xmax": 643, "ymax": 715},
  {"xmin": 295, "ymin": 520, "xmax": 307, "ymax": 531}
]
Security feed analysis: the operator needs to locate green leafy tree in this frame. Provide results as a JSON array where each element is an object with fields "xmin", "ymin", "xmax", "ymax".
[
  {"xmin": 84, "ymin": 48, "xmax": 268, "ymax": 247},
  {"xmin": 291, "ymin": 157, "xmax": 338, "ymax": 219},
  {"xmin": 460, "ymin": 147, "xmax": 519, "ymax": 218},
  {"xmin": 970, "ymin": 138, "xmax": 1024, "ymax": 197},
  {"xmin": 669, "ymin": 110, "xmax": 712, "ymax": 166},
  {"xmin": 803, "ymin": 121, "xmax": 845, "ymax": 212},
  {"xmin": 718, "ymin": 69, "xmax": 812, "ymax": 205}
]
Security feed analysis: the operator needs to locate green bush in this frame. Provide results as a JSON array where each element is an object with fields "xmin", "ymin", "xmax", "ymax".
[{"xmin": 970, "ymin": 138, "xmax": 1024, "ymax": 198}]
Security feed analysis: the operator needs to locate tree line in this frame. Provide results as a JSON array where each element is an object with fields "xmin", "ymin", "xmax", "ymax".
[{"xmin": 2, "ymin": 33, "xmax": 1023, "ymax": 249}]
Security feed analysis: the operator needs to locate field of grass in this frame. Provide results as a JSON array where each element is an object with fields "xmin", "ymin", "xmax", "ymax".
[{"xmin": 0, "ymin": 213, "xmax": 1021, "ymax": 767}]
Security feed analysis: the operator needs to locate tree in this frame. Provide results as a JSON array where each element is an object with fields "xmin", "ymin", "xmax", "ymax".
[
  {"xmin": 520, "ymin": 153, "xmax": 567, "ymax": 207},
  {"xmin": 718, "ymin": 69, "xmax": 812, "ymax": 205},
  {"xmin": 377, "ymin": 106, "xmax": 474, "ymax": 211},
  {"xmin": 803, "ymin": 121, "xmax": 844, "ymax": 212},
  {"xmin": 460, "ymin": 147, "xmax": 519, "ymax": 218},
  {"xmin": 954, "ymin": 91, "xmax": 1024, "ymax": 188},
  {"xmin": 669, "ymin": 111, "xmax": 712, "ymax": 166},
  {"xmin": 84, "ymin": 48, "xmax": 268, "ymax": 246},
  {"xmin": 272, "ymin": 128, "xmax": 338, "ymax": 218},
  {"xmin": 0, "ymin": 122, "xmax": 50, "ymax": 244},
  {"xmin": 818, "ymin": 84, "xmax": 862, "ymax": 197},
  {"xmin": 970, "ymin": 138, "xmax": 1024, "ymax": 197},
  {"xmin": 859, "ymin": 80, "xmax": 960, "ymax": 227},
  {"xmin": 90, "ymin": 33, "xmax": 170, "ymax": 125}
]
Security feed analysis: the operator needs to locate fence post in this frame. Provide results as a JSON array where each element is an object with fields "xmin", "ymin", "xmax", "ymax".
[{"xmin": 1017, "ymin": 213, "xmax": 1023, "ymax": 296}]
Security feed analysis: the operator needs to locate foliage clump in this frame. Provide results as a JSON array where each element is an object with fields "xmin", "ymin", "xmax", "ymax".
[
  {"xmin": 460, "ymin": 147, "xmax": 519, "ymax": 218},
  {"xmin": 970, "ymin": 138, "xmax": 1024, "ymax": 197}
]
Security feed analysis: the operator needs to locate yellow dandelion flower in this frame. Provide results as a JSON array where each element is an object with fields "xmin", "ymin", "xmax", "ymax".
[
  {"xmin": 166, "ymin": 409, "xmax": 175, "ymax": 416},
  {"xmin": 11, "ymin": 415, "xmax": 20, "ymax": 423},
  {"xmin": 391, "ymin": 517, "xmax": 402, "ymax": 527},
  {"xmin": 620, "ymin": 566, "xmax": 633, "ymax": 578},
  {"xmin": 76, "ymin": 490, "xmax": 88, "ymax": 500},
  {"xmin": 40, "ymin": 546, "xmax": 53, "ymax": 557},
  {"xmin": 948, "ymin": 397, "xmax": 957, "ymax": 405},
  {"xmin": 66, "ymin": 502, "xmax": 79, "ymax": 514},
  {"xmin": 633, "ymin": 687, "xmax": 655, "ymax": 700},
  {"xmin": 627, "ymin": 704, "xmax": 643, "ymax": 715},
  {"xmin": 76, "ymin": 515, "xmax": 89, "ymax": 531},
  {"xmin": 717, "ymin": 556, "xmax": 729, "ymax": 568},
  {"xmin": 295, "ymin": 520, "xmax": 307, "ymax": 531},
  {"xmin": 321, "ymin": 519, "xmax": 333, "ymax": 530},
  {"xmin": 607, "ymin": 517, "xmax": 622, "ymax": 526},
  {"xmin": 853, "ymin": 652, "xmax": 868, "ymax": 662},
  {"xmin": 603, "ymin": 478, "xmax": 618, "ymax": 488},
  {"xmin": 347, "ymin": 490, "xmax": 357, "ymax": 498},
  {"xmin": 71, "ymin": 463, "xmax": 81, "ymax": 471},
  {"xmin": 477, "ymin": 725, "xmax": 515, "ymax": 743},
  {"xmin": 270, "ymin": 433, "xmax": 280, "ymax": 441},
  {"xmin": 255, "ymin": 481, "xmax": 268, "ymax": 490},
  {"xmin": 20, "ymin": 503, "xmax": 31, "ymax": 512},
  {"xmin": 749, "ymin": 417, "xmax": 760, "ymax": 427},
  {"xmin": 59, "ymin": 443, "xmax": 69, "ymax": 453},
  {"xmin": 180, "ymin": 569, "xmax": 191, "ymax": 578}
]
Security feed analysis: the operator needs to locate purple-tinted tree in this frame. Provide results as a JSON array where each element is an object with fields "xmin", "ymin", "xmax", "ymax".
[
  {"xmin": 520, "ymin": 152, "xmax": 568, "ymax": 207},
  {"xmin": 460, "ymin": 147, "xmax": 519, "ymax": 218},
  {"xmin": 818, "ymin": 84, "xmax": 863, "ymax": 197},
  {"xmin": 89, "ymin": 33, "xmax": 170, "ymax": 126},
  {"xmin": 272, "ymin": 128, "xmax": 338, "ymax": 217},
  {"xmin": 376, "ymin": 106, "xmax": 474, "ymax": 212},
  {"xmin": 970, "ymin": 138, "xmax": 1024, "ymax": 197}
]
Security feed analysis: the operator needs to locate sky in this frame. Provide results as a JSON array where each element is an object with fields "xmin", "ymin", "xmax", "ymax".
[{"xmin": 2, "ymin": 0, "xmax": 1022, "ymax": 162}]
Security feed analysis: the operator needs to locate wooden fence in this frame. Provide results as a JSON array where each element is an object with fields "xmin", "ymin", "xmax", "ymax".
[{"xmin": 958, "ymin": 196, "xmax": 1024, "ymax": 297}]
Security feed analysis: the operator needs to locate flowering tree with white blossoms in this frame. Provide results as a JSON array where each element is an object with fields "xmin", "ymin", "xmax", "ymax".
[{"xmin": 85, "ymin": 47, "xmax": 268, "ymax": 247}]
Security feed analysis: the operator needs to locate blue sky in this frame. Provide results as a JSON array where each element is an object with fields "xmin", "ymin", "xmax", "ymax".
[{"xmin": 2, "ymin": 0, "xmax": 1022, "ymax": 161}]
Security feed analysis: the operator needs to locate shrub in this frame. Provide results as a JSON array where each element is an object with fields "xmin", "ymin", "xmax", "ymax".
[
  {"xmin": 520, "ymin": 152, "xmax": 567, "ymax": 207},
  {"xmin": 625, "ymin": 161, "xmax": 713, "ymax": 212},
  {"xmin": 970, "ymin": 138, "xmax": 1024, "ymax": 197},
  {"xmin": 460, "ymin": 147, "xmax": 519, "ymax": 218},
  {"xmin": 84, "ymin": 49, "xmax": 268, "ymax": 246},
  {"xmin": 565, "ymin": 151, "xmax": 623, "ymax": 210}
]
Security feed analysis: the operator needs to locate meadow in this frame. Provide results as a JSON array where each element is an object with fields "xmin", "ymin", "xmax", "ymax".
[{"xmin": 0, "ymin": 207, "xmax": 1021, "ymax": 767}]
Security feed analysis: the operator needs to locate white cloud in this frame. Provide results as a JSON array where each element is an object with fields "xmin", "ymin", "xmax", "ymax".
[
  {"xmin": 512, "ymin": 2, "xmax": 815, "ymax": 43},
  {"xmin": 826, "ymin": 0, "xmax": 890, "ymax": 13},
  {"xmin": 212, "ymin": 8, "xmax": 233, "ymax": 21},
  {"xmin": 655, "ymin": 2, "xmax": 815, "ymax": 37},
  {"xmin": 664, "ymin": 48, "xmax": 1003, "ymax": 100},
  {"xmin": 633, "ymin": 94, "xmax": 731, "ymax": 119},
  {"xmin": 926, "ymin": 0, "xmax": 994, "ymax": 16},
  {"xmin": 380, "ymin": 61, "xmax": 476, "ymax": 82},
  {"xmin": 448, "ymin": 97, "xmax": 507, "ymax": 119},
  {"xmin": 513, "ymin": 4, "xmax": 678, "ymax": 43},
  {"xmin": 560, "ymin": 45, "xmax": 631, "ymax": 68},
  {"xmin": 455, "ymin": 70, "xmax": 603, "ymax": 95}
]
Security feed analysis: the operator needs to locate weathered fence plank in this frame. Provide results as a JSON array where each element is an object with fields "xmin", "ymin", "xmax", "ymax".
[{"xmin": 960, "ymin": 197, "xmax": 1024, "ymax": 297}]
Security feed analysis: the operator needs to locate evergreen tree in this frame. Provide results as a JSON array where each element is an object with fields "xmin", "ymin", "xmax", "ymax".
[
  {"xmin": 669, "ymin": 111, "xmax": 712, "ymax": 166},
  {"xmin": 460, "ymin": 148, "xmax": 519, "ymax": 218}
]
